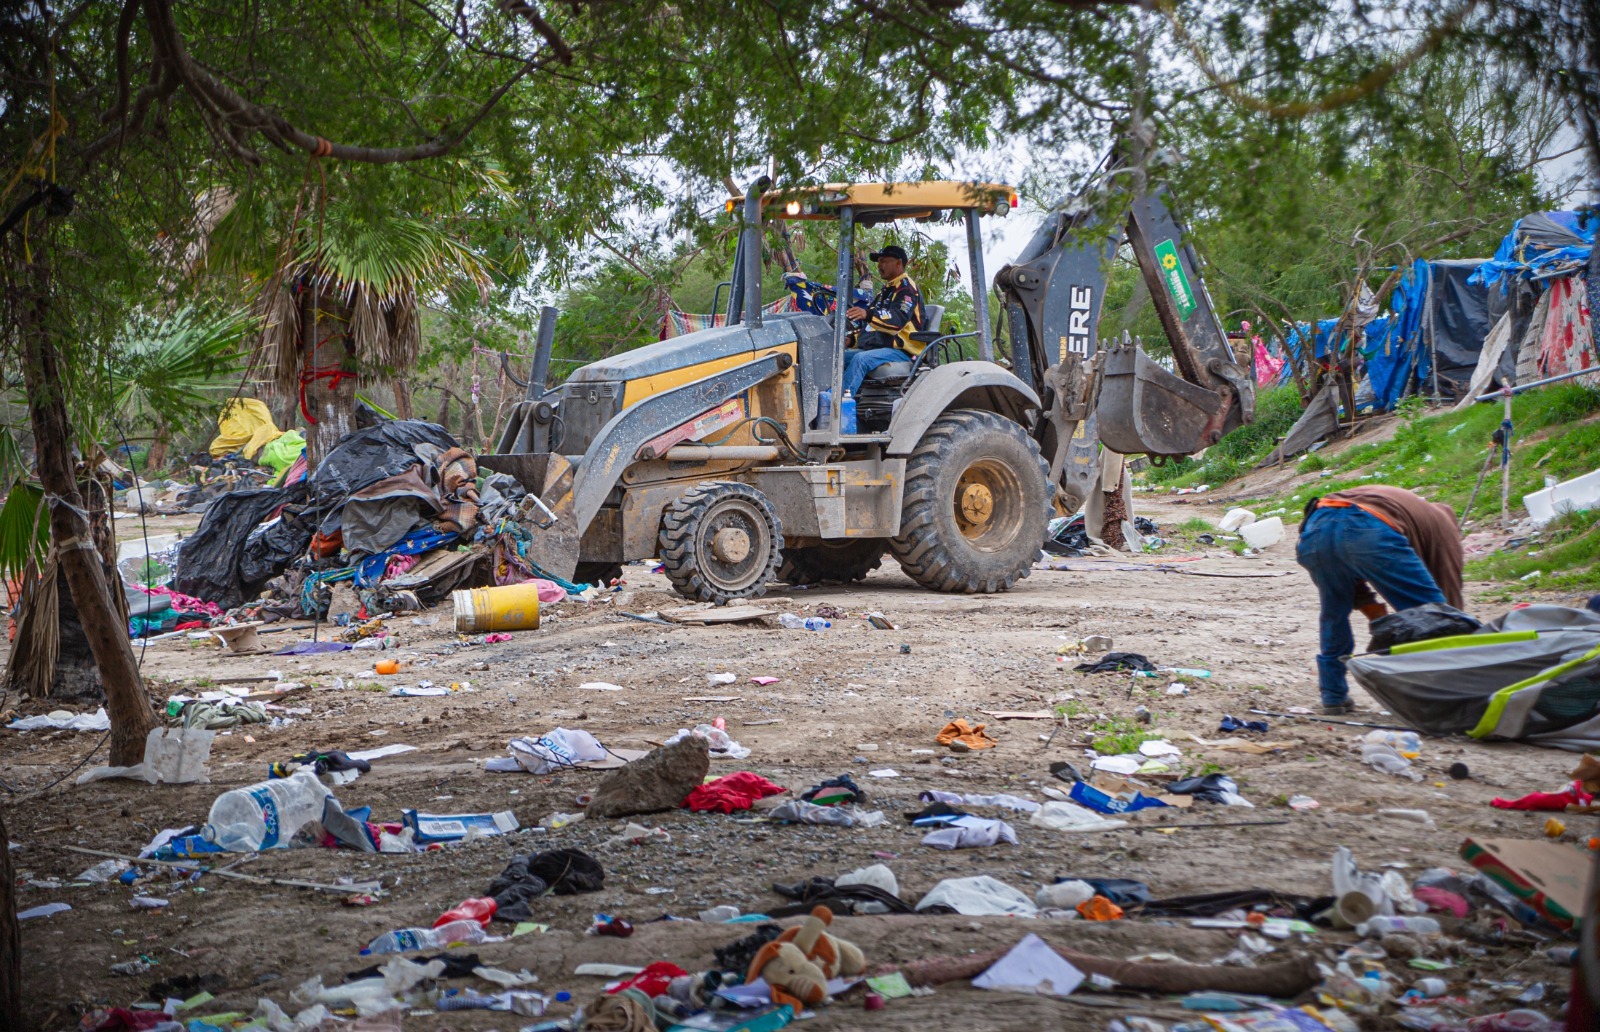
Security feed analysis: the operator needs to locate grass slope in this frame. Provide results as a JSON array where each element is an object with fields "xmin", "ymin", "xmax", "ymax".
[{"xmin": 1142, "ymin": 382, "xmax": 1600, "ymax": 590}]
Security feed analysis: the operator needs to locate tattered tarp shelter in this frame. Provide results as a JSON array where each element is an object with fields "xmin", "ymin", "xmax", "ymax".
[{"xmin": 1348, "ymin": 605, "xmax": 1600, "ymax": 751}]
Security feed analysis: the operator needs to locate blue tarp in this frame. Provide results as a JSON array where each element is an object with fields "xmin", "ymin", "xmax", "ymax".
[{"xmin": 1470, "ymin": 211, "xmax": 1596, "ymax": 292}]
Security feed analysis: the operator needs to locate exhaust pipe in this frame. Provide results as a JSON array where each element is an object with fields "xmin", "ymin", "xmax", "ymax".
[
  {"xmin": 742, "ymin": 176, "xmax": 772, "ymax": 328},
  {"xmin": 526, "ymin": 305, "xmax": 557, "ymax": 400}
]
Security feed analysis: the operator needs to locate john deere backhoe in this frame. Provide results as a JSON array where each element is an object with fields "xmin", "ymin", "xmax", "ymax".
[{"xmin": 485, "ymin": 173, "xmax": 1254, "ymax": 603}]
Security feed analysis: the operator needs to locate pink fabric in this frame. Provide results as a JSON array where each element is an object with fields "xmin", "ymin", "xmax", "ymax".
[
  {"xmin": 139, "ymin": 585, "xmax": 222, "ymax": 617},
  {"xmin": 1414, "ymin": 886, "xmax": 1469, "ymax": 918},
  {"xmin": 1254, "ymin": 338, "xmax": 1284, "ymax": 385},
  {"xmin": 533, "ymin": 578, "xmax": 566, "ymax": 603},
  {"xmin": 382, "ymin": 553, "xmax": 418, "ymax": 581}
]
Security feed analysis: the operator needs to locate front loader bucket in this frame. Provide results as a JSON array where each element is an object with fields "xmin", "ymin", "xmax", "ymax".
[
  {"xmin": 1096, "ymin": 345, "xmax": 1226, "ymax": 458},
  {"xmin": 475, "ymin": 452, "xmax": 581, "ymax": 581}
]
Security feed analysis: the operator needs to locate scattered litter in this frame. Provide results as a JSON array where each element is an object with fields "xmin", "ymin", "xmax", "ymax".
[
  {"xmin": 868, "ymin": 768, "xmax": 900, "ymax": 779},
  {"xmin": 707, "ymin": 672, "xmax": 738, "ymax": 685},
  {"xmin": 916, "ymin": 875, "xmax": 1036, "ymax": 917},
  {"xmin": 17, "ymin": 903, "xmax": 71, "ymax": 920},
  {"xmin": 921, "ymin": 816, "xmax": 1017, "ymax": 849},
  {"xmin": 936, "ymin": 719, "xmax": 996, "ymax": 751},
  {"xmin": 750, "ymin": 676, "xmax": 780, "ymax": 685},
  {"xmin": 972, "ymin": 933, "xmax": 1084, "ymax": 997},
  {"xmin": 8, "ymin": 708, "xmax": 111, "ymax": 731},
  {"xmin": 1287, "ymin": 795, "xmax": 1320, "ymax": 811},
  {"xmin": 578, "ymin": 681, "xmax": 625, "ymax": 691}
]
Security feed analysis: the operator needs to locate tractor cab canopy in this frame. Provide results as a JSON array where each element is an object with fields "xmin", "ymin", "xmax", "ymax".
[{"xmin": 731, "ymin": 181, "xmax": 1018, "ymax": 227}]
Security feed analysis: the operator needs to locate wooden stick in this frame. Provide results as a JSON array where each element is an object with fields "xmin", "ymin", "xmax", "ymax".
[{"xmin": 59, "ymin": 845, "xmax": 380, "ymax": 896}]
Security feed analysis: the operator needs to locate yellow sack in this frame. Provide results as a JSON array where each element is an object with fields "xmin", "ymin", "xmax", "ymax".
[{"xmin": 209, "ymin": 398, "xmax": 281, "ymax": 460}]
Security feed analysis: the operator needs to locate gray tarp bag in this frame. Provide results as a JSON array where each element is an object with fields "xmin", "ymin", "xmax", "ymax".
[{"xmin": 1347, "ymin": 605, "xmax": 1600, "ymax": 749}]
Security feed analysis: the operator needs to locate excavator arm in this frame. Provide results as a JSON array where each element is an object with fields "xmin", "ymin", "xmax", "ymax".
[{"xmin": 995, "ymin": 180, "xmax": 1254, "ymax": 512}]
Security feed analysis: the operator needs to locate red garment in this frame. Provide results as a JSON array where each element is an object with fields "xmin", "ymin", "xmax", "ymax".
[
  {"xmin": 607, "ymin": 960, "xmax": 687, "ymax": 998},
  {"xmin": 86, "ymin": 1009, "xmax": 171, "ymax": 1032},
  {"xmin": 1490, "ymin": 781, "xmax": 1595, "ymax": 811},
  {"xmin": 683, "ymin": 772, "xmax": 787, "ymax": 814}
]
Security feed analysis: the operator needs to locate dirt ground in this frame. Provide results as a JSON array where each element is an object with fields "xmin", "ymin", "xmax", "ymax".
[{"xmin": 2, "ymin": 496, "xmax": 1590, "ymax": 1030}]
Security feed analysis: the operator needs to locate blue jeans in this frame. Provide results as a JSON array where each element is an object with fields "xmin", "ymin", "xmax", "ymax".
[
  {"xmin": 1295, "ymin": 505, "xmax": 1446, "ymax": 706},
  {"xmin": 843, "ymin": 347, "xmax": 913, "ymax": 397}
]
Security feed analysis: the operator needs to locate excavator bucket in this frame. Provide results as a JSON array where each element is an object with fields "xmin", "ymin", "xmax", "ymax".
[
  {"xmin": 1096, "ymin": 345, "xmax": 1227, "ymax": 458},
  {"xmin": 475, "ymin": 452, "xmax": 581, "ymax": 580}
]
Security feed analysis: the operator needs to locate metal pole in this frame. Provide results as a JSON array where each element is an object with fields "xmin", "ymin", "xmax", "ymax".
[
  {"xmin": 1500, "ymin": 388, "xmax": 1514, "ymax": 529},
  {"xmin": 1476, "ymin": 365, "xmax": 1600, "ymax": 402},
  {"xmin": 830, "ymin": 207, "xmax": 854, "ymax": 437},
  {"xmin": 965, "ymin": 209, "xmax": 992, "ymax": 361},
  {"xmin": 742, "ymin": 177, "xmax": 771, "ymax": 329},
  {"xmin": 527, "ymin": 305, "xmax": 557, "ymax": 400}
]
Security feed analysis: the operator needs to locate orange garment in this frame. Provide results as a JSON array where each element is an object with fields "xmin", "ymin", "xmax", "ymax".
[
  {"xmin": 1077, "ymin": 895, "xmax": 1124, "ymax": 921},
  {"xmin": 936, "ymin": 719, "xmax": 997, "ymax": 750}
]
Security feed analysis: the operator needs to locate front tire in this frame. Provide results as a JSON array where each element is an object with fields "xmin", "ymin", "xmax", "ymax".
[
  {"xmin": 889, "ymin": 409, "xmax": 1050, "ymax": 593},
  {"xmin": 658, "ymin": 481, "xmax": 783, "ymax": 603}
]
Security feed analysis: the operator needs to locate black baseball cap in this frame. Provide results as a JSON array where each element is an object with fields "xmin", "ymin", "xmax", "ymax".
[{"xmin": 868, "ymin": 245, "xmax": 908, "ymax": 262}]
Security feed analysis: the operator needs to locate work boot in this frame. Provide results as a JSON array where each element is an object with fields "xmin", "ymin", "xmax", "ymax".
[{"xmin": 1322, "ymin": 702, "xmax": 1357, "ymax": 716}]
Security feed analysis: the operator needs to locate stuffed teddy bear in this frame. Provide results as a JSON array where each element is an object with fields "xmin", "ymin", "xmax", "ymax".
[
  {"xmin": 745, "ymin": 905, "xmax": 866, "ymax": 1013},
  {"xmin": 746, "ymin": 941, "xmax": 828, "ymax": 1013}
]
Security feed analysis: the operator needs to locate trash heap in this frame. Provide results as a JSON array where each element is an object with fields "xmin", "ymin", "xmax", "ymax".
[{"xmin": 150, "ymin": 416, "xmax": 567, "ymax": 635}]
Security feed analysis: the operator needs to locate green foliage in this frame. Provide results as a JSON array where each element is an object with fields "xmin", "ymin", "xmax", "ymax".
[
  {"xmin": 110, "ymin": 305, "xmax": 256, "ymax": 434},
  {"xmin": 1174, "ymin": 517, "xmax": 1213, "ymax": 533},
  {"xmin": 1090, "ymin": 717, "xmax": 1159, "ymax": 756},
  {"xmin": 0, "ymin": 482, "xmax": 47, "ymax": 585}
]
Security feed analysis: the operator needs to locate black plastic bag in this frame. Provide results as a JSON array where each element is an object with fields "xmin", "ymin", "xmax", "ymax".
[
  {"xmin": 172, "ymin": 486, "xmax": 301, "ymax": 609},
  {"xmin": 1367, "ymin": 603, "xmax": 1482, "ymax": 652},
  {"xmin": 1075, "ymin": 651, "xmax": 1155, "ymax": 674},
  {"xmin": 307, "ymin": 420, "xmax": 459, "ymax": 509}
]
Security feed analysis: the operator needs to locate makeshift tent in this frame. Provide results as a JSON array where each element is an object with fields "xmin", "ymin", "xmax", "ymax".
[{"xmin": 1348, "ymin": 605, "xmax": 1600, "ymax": 751}]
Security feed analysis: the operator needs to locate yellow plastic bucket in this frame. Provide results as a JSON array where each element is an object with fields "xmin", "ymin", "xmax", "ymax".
[{"xmin": 452, "ymin": 584, "xmax": 541, "ymax": 633}]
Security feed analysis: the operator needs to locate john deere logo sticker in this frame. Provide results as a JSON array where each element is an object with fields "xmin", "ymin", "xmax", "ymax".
[{"xmin": 1154, "ymin": 239, "xmax": 1196, "ymax": 321}]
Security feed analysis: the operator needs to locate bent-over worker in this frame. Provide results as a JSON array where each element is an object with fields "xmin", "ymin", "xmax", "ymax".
[
  {"xmin": 841, "ymin": 245, "xmax": 926, "ymax": 398},
  {"xmin": 1295, "ymin": 485, "xmax": 1463, "ymax": 715}
]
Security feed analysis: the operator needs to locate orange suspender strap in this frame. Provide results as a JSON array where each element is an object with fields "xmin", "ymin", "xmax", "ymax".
[{"xmin": 1315, "ymin": 497, "xmax": 1405, "ymax": 534}]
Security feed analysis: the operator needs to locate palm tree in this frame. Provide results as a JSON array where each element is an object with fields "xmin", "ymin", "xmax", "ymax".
[
  {"xmin": 0, "ymin": 303, "xmax": 252, "ymax": 700},
  {"xmin": 251, "ymin": 205, "xmax": 498, "ymax": 465}
]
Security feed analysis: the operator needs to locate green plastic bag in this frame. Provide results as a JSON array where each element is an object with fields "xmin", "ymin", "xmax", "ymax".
[{"xmin": 259, "ymin": 430, "xmax": 306, "ymax": 480}]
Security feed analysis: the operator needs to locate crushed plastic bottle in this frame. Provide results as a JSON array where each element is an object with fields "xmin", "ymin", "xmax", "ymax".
[
  {"xmin": 1356, "ymin": 915, "xmax": 1441, "ymax": 937},
  {"xmin": 363, "ymin": 918, "xmax": 488, "ymax": 955},
  {"xmin": 1362, "ymin": 729, "xmax": 1422, "ymax": 759},
  {"xmin": 204, "ymin": 768, "xmax": 331, "ymax": 851},
  {"xmin": 777, "ymin": 614, "xmax": 831, "ymax": 630},
  {"xmin": 1361, "ymin": 742, "xmax": 1421, "ymax": 781}
]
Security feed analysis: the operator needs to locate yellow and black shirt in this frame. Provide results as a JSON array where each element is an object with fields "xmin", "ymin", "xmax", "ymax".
[{"xmin": 864, "ymin": 273, "xmax": 927, "ymax": 353}]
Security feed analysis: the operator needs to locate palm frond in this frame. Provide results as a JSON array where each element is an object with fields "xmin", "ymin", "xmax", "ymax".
[
  {"xmin": 296, "ymin": 210, "xmax": 496, "ymax": 306},
  {"xmin": 0, "ymin": 482, "xmax": 47, "ymax": 586},
  {"xmin": 113, "ymin": 305, "xmax": 257, "ymax": 434}
]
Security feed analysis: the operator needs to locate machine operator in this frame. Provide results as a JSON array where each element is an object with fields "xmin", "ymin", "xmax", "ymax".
[{"xmin": 841, "ymin": 245, "xmax": 926, "ymax": 397}]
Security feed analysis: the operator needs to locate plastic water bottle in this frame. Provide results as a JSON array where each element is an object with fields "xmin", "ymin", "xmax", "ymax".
[
  {"xmin": 815, "ymin": 389, "xmax": 832, "ymax": 430},
  {"xmin": 840, "ymin": 391, "xmax": 857, "ymax": 434},
  {"xmin": 1363, "ymin": 729, "xmax": 1422, "ymax": 758},
  {"xmin": 363, "ymin": 919, "xmax": 488, "ymax": 955},
  {"xmin": 778, "ymin": 614, "xmax": 830, "ymax": 631},
  {"xmin": 204, "ymin": 768, "xmax": 331, "ymax": 851},
  {"xmin": 1356, "ymin": 915, "xmax": 1441, "ymax": 937}
]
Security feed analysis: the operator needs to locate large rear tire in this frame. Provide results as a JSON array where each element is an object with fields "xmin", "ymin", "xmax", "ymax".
[
  {"xmin": 777, "ymin": 540, "xmax": 886, "ymax": 586},
  {"xmin": 659, "ymin": 481, "xmax": 783, "ymax": 603},
  {"xmin": 889, "ymin": 409, "xmax": 1050, "ymax": 593}
]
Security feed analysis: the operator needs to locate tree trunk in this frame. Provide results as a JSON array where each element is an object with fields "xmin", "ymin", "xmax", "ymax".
[
  {"xmin": 15, "ymin": 248, "xmax": 156, "ymax": 766},
  {"xmin": 301, "ymin": 276, "xmax": 358, "ymax": 468},
  {"xmin": 436, "ymin": 389, "xmax": 451, "ymax": 427},
  {"xmin": 392, "ymin": 377, "xmax": 413, "ymax": 420},
  {"xmin": 147, "ymin": 421, "xmax": 170, "ymax": 472},
  {"xmin": 0, "ymin": 809, "xmax": 21, "ymax": 1031}
]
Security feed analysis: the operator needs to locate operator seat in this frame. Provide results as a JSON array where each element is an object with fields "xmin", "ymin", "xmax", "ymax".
[{"xmin": 863, "ymin": 304, "xmax": 945, "ymax": 383}]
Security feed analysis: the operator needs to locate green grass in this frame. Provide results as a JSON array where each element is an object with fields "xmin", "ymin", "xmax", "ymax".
[
  {"xmin": 1090, "ymin": 716, "xmax": 1160, "ymax": 755},
  {"xmin": 1467, "ymin": 508, "xmax": 1600, "ymax": 590},
  {"xmin": 1174, "ymin": 517, "xmax": 1213, "ymax": 533}
]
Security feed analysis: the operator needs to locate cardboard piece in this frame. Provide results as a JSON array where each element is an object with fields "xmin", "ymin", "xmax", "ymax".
[
  {"xmin": 660, "ymin": 605, "xmax": 775, "ymax": 624},
  {"xmin": 211, "ymin": 622, "xmax": 265, "ymax": 653},
  {"xmin": 1461, "ymin": 836, "xmax": 1592, "ymax": 929},
  {"xmin": 1165, "ymin": 730, "xmax": 1301, "ymax": 754}
]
